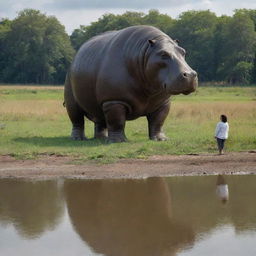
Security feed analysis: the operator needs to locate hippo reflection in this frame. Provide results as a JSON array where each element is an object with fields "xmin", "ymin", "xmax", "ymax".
[
  {"xmin": 0, "ymin": 179, "xmax": 64, "ymax": 238},
  {"xmin": 64, "ymin": 177, "xmax": 194, "ymax": 256}
]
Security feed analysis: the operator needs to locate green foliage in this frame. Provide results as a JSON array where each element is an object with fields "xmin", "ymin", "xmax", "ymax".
[
  {"xmin": 0, "ymin": 19, "xmax": 12, "ymax": 79},
  {"xmin": 141, "ymin": 9, "xmax": 174, "ymax": 32},
  {"xmin": 215, "ymin": 11, "xmax": 256, "ymax": 83},
  {"xmin": 0, "ymin": 9, "xmax": 74, "ymax": 84},
  {"xmin": 229, "ymin": 61, "xmax": 253, "ymax": 84}
]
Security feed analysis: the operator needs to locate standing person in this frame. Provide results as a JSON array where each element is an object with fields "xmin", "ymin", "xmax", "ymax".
[{"xmin": 215, "ymin": 115, "xmax": 229, "ymax": 155}]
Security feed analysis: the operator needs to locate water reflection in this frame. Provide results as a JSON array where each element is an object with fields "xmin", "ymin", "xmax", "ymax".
[
  {"xmin": 167, "ymin": 175, "xmax": 256, "ymax": 235},
  {"xmin": 216, "ymin": 175, "xmax": 229, "ymax": 203},
  {"xmin": 64, "ymin": 177, "xmax": 195, "ymax": 256},
  {"xmin": 0, "ymin": 179, "xmax": 64, "ymax": 239},
  {"xmin": 0, "ymin": 175, "xmax": 256, "ymax": 256}
]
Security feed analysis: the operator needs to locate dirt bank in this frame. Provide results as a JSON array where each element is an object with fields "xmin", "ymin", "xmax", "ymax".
[{"xmin": 0, "ymin": 151, "xmax": 255, "ymax": 179}]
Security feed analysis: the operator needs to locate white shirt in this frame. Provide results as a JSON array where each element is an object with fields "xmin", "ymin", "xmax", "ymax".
[
  {"xmin": 216, "ymin": 184, "xmax": 229, "ymax": 201},
  {"xmin": 215, "ymin": 122, "xmax": 229, "ymax": 139}
]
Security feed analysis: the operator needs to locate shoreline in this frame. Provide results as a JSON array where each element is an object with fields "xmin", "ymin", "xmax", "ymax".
[{"xmin": 0, "ymin": 151, "xmax": 255, "ymax": 179}]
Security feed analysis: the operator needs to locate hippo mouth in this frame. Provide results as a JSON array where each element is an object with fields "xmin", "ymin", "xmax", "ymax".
[
  {"xmin": 182, "ymin": 90, "xmax": 192, "ymax": 95},
  {"xmin": 182, "ymin": 87, "xmax": 197, "ymax": 95},
  {"xmin": 182, "ymin": 79, "xmax": 198, "ymax": 95}
]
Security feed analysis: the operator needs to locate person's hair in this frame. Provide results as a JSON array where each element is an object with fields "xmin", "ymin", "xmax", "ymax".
[{"xmin": 221, "ymin": 114, "xmax": 227, "ymax": 123}]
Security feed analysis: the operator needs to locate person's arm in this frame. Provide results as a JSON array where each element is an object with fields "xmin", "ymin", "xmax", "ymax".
[
  {"xmin": 215, "ymin": 122, "xmax": 221, "ymax": 138},
  {"xmin": 226, "ymin": 123, "xmax": 229, "ymax": 138}
]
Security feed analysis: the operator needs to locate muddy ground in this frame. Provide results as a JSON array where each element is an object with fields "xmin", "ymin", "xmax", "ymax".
[{"xmin": 0, "ymin": 151, "xmax": 255, "ymax": 179}]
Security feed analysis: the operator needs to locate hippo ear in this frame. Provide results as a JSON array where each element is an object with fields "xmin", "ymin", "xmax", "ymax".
[
  {"xmin": 174, "ymin": 39, "xmax": 180, "ymax": 45},
  {"xmin": 148, "ymin": 39, "xmax": 156, "ymax": 46}
]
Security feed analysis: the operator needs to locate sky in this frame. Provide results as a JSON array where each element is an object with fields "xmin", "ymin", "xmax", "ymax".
[{"xmin": 1, "ymin": 0, "xmax": 256, "ymax": 34}]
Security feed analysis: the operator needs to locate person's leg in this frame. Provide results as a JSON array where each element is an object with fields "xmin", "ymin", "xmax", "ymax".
[
  {"xmin": 220, "ymin": 139, "xmax": 225, "ymax": 154},
  {"xmin": 216, "ymin": 138, "xmax": 222, "ymax": 155}
]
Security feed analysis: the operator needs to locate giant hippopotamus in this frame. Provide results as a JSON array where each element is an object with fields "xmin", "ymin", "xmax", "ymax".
[{"xmin": 64, "ymin": 25, "xmax": 198, "ymax": 142}]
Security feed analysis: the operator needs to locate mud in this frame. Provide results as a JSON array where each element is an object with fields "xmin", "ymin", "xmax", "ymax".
[{"xmin": 0, "ymin": 151, "xmax": 255, "ymax": 179}]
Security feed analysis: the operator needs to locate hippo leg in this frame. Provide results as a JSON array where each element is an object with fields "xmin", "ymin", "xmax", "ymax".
[
  {"xmin": 64, "ymin": 73, "xmax": 86, "ymax": 140},
  {"xmin": 94, "ymin": 121, "xmax": 108, "ymax": 139},
  {"xmin": 102, "ymin": 102, "xmax": 127, "ymax": 143},
  {"xmin": 147, "ymin": 102, "xmax": 170, "ymax": 141}
]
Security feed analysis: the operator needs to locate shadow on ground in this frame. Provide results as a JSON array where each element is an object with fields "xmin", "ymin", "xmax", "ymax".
[{"xmin": 13, "ymin": 136, "xmax": 108, "ymax": 147}]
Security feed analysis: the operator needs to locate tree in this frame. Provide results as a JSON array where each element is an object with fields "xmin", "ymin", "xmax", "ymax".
[
  {"xmin": 236, "ymin": 9, "xmax": 256, "ymax": 83},
  {"xmin": 1, "ymin": 9, "xmax": 74, "ymax": 84},
  {"xmin": 213, "ymin": 15, "xmax": 233, "ymax": 81},
  {"xmin": 0, "ymin": 19, "xmax": 12, "ymax": 80},
  {"xmin": 142, "ymin": 9, "xmax": 174, "ymax": 33},
  {"xmin": 215, "ymin": 11, "xmax": 256, "ymax": 83},
  {"xmin": 169, "ymin": 10, "xmax": 218, "ymax": 81},
  {"xmin": 229, "ymin": 61, "xmax": 253, "ymax": 84},
  {"xmin": 70, "ymin": 10, "xmax": 174, "ymax": 51}
]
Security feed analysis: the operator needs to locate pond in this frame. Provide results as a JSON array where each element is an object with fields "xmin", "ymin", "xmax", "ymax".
[{"xmin": 0, "ymin": 175, "xmax": 256, "ymax": 256}]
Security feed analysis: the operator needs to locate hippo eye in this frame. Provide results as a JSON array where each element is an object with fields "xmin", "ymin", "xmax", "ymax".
[
  {"xmin": 161, "ymin": 52, "xmax": 170, "ymax": 59},
  {"xmin": 180, "ymin": 49, "xmax": 186, "ymax": 57}
]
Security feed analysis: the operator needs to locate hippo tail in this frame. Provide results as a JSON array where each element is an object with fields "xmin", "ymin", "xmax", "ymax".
[{"xmin": 63, "ymin": 70, "xmax": 72, "ymax": 108}]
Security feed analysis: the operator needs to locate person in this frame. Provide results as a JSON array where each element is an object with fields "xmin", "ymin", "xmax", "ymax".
[
  {"xmin": 215, "ymin": 115, "xmax": 229, "ymax": 155},
  {"xmin": 216, "ymin": 174, "xmax": 229, "ymax": 203}
]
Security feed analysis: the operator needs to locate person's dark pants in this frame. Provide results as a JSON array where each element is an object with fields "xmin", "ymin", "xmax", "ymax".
[{"xmin": 216, "ymin": 138, "xmax": 225, "ymax": 151}]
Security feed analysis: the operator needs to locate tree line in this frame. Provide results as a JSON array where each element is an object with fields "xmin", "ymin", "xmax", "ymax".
[{"xmin": 0, "ymin": 9, "xmax": 256, "ymax": 85}]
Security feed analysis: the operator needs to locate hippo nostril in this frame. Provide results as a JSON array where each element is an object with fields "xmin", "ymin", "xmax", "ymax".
[
  {"xmin": 182, "ymin": 71, "xmax": 197, "ymax": 79},
  {"xmin": 192, "ymin": 71, "xmax": 197, "ymax": 78}
]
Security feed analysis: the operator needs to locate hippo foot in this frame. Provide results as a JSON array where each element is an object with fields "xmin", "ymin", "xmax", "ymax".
[
  {"xmin": 150, "ymin": 132, "xmax": 168, "ymax": 141},
  {"xmin": 71, "ymin": 127, "xmax": 87, "ymax": 141},
  {"xmin": 94, "ymin": 130, "xmax": 108, "ymax": 139},
  {"xmin": 107, "ymin": 131, "xmax": 127, "ymax": 143}
]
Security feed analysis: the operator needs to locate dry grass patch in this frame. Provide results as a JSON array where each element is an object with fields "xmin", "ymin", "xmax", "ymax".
[{"xmin": 0, "ymin": 100, "xmax": 65, "ymax": 121}]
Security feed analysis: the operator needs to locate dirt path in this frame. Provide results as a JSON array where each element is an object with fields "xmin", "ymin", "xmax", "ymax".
[{"xmin": 0, "ymin": 151, "xmax": 255, "ymax": 179}]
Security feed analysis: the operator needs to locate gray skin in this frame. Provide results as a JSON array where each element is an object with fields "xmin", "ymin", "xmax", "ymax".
[{"xmin": 64, "ymin": 25, "xmax": 198, "ymax": 142}]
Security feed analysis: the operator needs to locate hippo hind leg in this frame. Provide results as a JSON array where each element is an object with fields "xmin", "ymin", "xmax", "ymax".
[
  {"xmin": 66, "ymin": 104, "xmax": 86, "ymax": 141},
  {"xmin": 102, "ymin": 102, "xmax": 128, "ymax": 143},
  {"xmin": 147, "ymin": 102, "xmax": 170, "ymax": 141},
  {"xmin": 64, "ymin": 73, "xmax": 86, "ymax": 140}
]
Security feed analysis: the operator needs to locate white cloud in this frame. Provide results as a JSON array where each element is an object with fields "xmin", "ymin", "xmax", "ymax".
[{"xmin": 45, "ymin": 0, "xmax": 199, "ymax": 10}]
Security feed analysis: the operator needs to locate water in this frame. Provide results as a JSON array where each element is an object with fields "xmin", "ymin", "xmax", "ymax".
[{"xmin": 0, "ymin": 175, "xmax": 256, "ymax": 256}]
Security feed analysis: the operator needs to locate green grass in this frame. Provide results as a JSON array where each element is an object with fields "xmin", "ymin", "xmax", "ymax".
[{"xmin": 0, "ymin": 85, "xmax": 255, "ymax": 162}]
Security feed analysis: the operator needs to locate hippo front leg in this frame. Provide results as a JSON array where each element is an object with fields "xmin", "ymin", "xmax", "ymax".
[
  {"xmin": 102, "ymin": 102, "xmax": 128, "ymax": 143},
  {"xmin": 94, "ymin": 121, "xmax": 108, "ymax": 139},
  {"xmin": 147, "ymin": 102, "xmax": 170, "ymax": 141}
]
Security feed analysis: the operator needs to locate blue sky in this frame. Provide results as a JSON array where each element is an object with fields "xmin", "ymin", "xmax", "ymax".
[{"xmin": 1, "ymin": 0, "xmax": 256, "ymax": 34}]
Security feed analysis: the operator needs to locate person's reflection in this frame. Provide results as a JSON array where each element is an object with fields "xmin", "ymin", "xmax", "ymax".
[
  {"xmin": 216, "ymin": 175, "xmax": 229, "ymax": 203},
  {"xmin": 0, "ymin": 179, "xmax": 64, "ymax": 238},
  {"xmin": 64, "ymin": 177, "xmax": 195, "ymax": 256}
]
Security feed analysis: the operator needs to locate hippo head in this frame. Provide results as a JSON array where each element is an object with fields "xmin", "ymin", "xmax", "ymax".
[{"xmin": 145, "ymin": 38, "xmax": 198, "ymax": 95}]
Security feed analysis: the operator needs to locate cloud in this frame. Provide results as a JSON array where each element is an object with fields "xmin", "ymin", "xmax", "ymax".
[{"xmin": 45, "ymin": 0, "xmax": 202, "ymax": 10}]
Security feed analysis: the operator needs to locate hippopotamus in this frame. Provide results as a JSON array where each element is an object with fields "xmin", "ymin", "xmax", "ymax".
[{"xmin": 64, "ymin": 25, "xmax": 198, "ymax": 142}]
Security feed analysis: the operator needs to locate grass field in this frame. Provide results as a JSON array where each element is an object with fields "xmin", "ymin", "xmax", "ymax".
[{"xmin": 0, "ymin": 85, "xmax": 255, "ymax": 162}]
